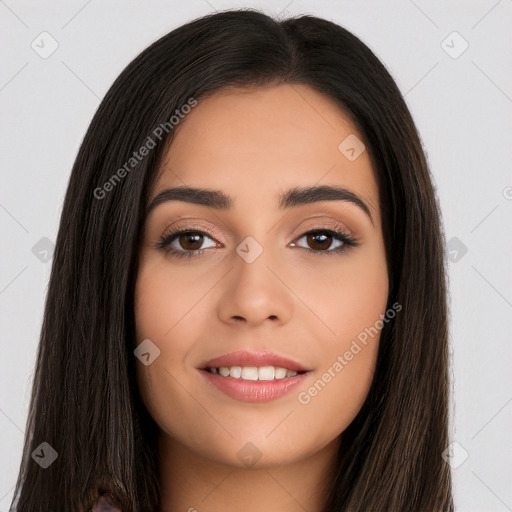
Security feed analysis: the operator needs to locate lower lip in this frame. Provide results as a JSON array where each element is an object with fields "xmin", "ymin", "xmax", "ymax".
[{"xmin": 198, "ymin": 369, "xmax": 309, "ymax": 403}]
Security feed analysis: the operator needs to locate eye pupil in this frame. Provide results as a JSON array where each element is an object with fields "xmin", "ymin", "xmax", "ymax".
[
  {"xmin": 180, "ymin": 232, "xmax": 203, "ymax": 250},
  {"xmin": 307, "ymin": 232, "xmax": 332, "ymax": 250}
]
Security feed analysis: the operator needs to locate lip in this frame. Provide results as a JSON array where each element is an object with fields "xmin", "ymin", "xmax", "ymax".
[
  {"xmin": 199, "ymin": 350, "xmax": 310, "ymax": 373},
  {"xmin": 198, "ymin": 369, "xmax": 310, "ymax": 402},
  {"xmin": 197, "ymin": 350, "xmax": 312, "ymax": 403}
]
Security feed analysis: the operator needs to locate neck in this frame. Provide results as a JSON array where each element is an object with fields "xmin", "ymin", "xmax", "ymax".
[{"xmin": 158, "ymin": 433, "xmax": 340, "ymax": 512}]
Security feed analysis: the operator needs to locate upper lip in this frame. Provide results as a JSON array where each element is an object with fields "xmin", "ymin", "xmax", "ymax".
[{"xmin": 200, "ymin": 350, "xmax": 311, "ymax": 372}]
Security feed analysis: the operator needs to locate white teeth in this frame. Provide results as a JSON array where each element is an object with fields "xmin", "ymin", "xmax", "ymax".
[
  {"xmin": 241, "ymin": 367, "xmax": 258, "ymax": 381},
  {"xmin": 229, "ymin": 366, "xmax": 241, "ymax": 378},
  {"xmin": 209, "ymin": 365, "xmax": 300, "ymax": 380},
  {"xmin": 258, "ymin": 366, "xmax": 274, "ymax": 381},
  {"xmin": 274, "ymin": 367, "xmax": 287, "ymax": 379}
]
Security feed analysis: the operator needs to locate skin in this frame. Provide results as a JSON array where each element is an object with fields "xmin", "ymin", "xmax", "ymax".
[{"xmin": 134, "ymin": 83, "xmax": 389, "ymax": 512}]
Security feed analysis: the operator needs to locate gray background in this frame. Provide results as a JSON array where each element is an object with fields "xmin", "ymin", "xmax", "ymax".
[{"xmin": 1, "ymin": 1, "xmax": 511, "ymax": 510}]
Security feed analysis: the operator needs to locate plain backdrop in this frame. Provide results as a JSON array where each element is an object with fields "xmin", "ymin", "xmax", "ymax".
[{"xmin": 1, "ymin": 1, "xmax": 511, "ymax": 511}]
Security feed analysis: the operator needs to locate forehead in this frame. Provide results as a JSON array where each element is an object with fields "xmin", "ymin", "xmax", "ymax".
[{"xmin": 153, "ymin": 83, "xmax": 379, "ymax": 220}]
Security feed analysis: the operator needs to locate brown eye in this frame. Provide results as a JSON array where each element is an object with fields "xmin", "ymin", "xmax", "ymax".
[
  {"xmin": 290, "ymin": 229, "xmax": 356, "ymax": 256},
  {"xmin": 176, "ymin": 232, "xmax": 205, "ymax": 251},
  {"xmin": 156, "ymin": 226, "xmax": 356, "ymax": 260},
  {"xmin": 305, "ymin": 232, "xmax": 334, "ymax": 251},
  {"xmin": 156, "ymin": 229, "xmax": 218, "ymax": 259}
]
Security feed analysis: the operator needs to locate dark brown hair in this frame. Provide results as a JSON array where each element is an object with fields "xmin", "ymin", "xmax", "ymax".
[{"xmin": 10, "ymin": 9, "xmax": 453, "ymax": 511}]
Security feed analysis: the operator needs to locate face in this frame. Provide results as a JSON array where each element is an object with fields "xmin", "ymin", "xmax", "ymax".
[{"xmin": 134, "ymin": 83, "xmax": 389, "ymax": 469}]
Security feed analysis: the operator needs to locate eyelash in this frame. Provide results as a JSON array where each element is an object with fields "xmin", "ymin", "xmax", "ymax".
[{"xmin": 154, "ymin": 224, "xmax": 358, "ymax": 259}]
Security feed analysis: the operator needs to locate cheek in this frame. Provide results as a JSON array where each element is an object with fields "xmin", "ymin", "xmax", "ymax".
[
  {"xmin": 298, "ymin": 238, "xmax": 389, "ymax": 343},
  {"xmin": 292, "ymin": 243, "xmax": 388, "ymax": 431},
  {"xmin": 134, "ymin": 260, "xmax": 218, "ymax": 440},
  {"xmin": 135, "ymin": 261, "xmax": 189, "ymax": 341},
  {"xmin": 134, "ymin": 278, "xmax": 190, "ymax": 442}
]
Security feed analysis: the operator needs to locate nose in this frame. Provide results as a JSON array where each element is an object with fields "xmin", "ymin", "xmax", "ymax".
[{"xmin": 215, "ymin": 246, "xmax": 294, "ymax": 328}]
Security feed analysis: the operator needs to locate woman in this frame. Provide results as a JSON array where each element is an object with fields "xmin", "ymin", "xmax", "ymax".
[{"xmin": 10, "ymin": 9, "xmax": 453, "ymax": 512}]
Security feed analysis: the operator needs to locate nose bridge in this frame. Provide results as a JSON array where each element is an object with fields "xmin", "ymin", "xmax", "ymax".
[
  {"xmin": 216, "ymin": 233, "xmax": 293, "ymax": 326},
  {"xmin": 233, "ymin": 233, "xmax": 279, "ymax": 303}
]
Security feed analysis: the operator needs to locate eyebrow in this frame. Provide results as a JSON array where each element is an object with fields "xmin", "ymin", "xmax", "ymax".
[{"xmin": 147, "ymin": 185, "xmax": 373, "ymax": 222}]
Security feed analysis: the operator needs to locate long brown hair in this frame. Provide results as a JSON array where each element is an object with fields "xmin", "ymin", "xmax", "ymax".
[{"xmin": 10, "ymin": 9, "xmax": 453, "ymax": 511}]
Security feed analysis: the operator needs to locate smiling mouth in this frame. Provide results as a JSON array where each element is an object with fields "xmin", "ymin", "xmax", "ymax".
[{"xmin": 202, "ymin": 365, "xmax": 308, "ymax": 381}]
